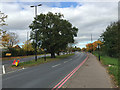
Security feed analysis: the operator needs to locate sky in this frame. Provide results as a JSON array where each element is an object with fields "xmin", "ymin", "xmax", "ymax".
[{"xmin": 0, "ymin": 1, "xmax": 118, "ymax": 48}]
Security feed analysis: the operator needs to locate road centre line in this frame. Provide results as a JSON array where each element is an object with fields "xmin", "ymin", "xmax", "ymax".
[
  {"xmin": 64, "ymin": 61, "xmax": 69, "ymax": 63},
  {"xmin": 3, "ymin": 67, "xmax": 26, "ymax": 75},
  {"xmin": 64, "ymin": 59, "xmax": 72, "ymax": 63},
  {"xmin": 52, "ymin": 64, "xmax": 61, "ymax": 68}
]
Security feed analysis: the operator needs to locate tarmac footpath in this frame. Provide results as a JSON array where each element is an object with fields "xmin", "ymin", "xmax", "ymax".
[{"xmin": 63, "ymin": 53, "xmax": 115, "ymax": 88}]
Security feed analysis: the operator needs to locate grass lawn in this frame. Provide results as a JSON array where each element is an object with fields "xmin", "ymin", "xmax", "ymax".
[
  {"xmin": 12, "ymin": 53, "xmax": 75, "ymax": 68},
  {"xmin": 93, "ymin": 52, "xmax": 119, "ymax": 87}
]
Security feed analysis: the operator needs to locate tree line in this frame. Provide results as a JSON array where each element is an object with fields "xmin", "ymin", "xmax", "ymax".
[
  {"xmin": 100, "ymin": 21, "xmax": 119, "ymax": 58},
  {"xmin": 84, "ymin": 21, "xmax": 119, "ymax": 58}
]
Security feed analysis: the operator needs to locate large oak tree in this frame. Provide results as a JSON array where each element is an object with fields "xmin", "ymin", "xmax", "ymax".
[{"xmin": 29, "ymin": 12, "xmax": 78, "ymax": 58}]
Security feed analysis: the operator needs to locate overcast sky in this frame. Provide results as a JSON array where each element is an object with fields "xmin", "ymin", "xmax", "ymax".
[{"xmin": 0, "ymin": 1, "xmax": 118, "ymax": 48}]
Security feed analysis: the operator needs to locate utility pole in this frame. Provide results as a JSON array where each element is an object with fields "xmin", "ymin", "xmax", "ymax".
[
  {"xmin": 27, "ymin": 31, "xmax": 28, "ymax": 56},
  {"xmin": 27, "ymin": 31, "xmax": 29, "ymax": 56},
  {"xmin": 30, "ymin": 4, "xmax": 42, "ymax": 61}
]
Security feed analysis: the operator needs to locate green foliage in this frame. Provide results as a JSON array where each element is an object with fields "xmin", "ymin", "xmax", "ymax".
[
  {"xmin": 101, "ymin": 55, "xmax": 118, "ymax": 66},
  {"xmin": 22, "ymin": 40, "xmax": 34, "ymax": 51},
  {"xmin": 81, "ymin": 48, "xmax": 86, "ymax": 51},
  {"xmin": 108, "ymin": 66, "xmax": 119, "ymax": 86},
  {"xmin": 100, "ymin": 22, "xmax": 119, "ymax": 58},
  {"xmin": 29, "ymin": 12, "xmax": 78, "ymax": 58}
]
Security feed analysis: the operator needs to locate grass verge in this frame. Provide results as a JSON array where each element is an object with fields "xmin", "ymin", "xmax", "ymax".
[
  {"xmin": 11, "ymin": 53, "xmax": 75, "ymax": 68},
  {"xmin": 93, "ymin": 52, "xmax": 119, "ymax": 87}
]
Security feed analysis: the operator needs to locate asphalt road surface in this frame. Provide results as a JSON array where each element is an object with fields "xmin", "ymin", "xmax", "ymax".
[{"xmin": 2, "ymin": 52, "xmax": 87, "ymax": 88}]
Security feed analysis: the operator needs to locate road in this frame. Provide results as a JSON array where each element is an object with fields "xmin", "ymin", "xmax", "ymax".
[{"xmin": 2, "ymin": 52, "xmax": 87, "ymax": 88}]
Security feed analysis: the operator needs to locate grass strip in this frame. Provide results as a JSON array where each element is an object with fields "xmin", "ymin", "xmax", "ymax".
[{"xmin": 11, "ymin": 53, "xmax": 75, "ymax": 68}]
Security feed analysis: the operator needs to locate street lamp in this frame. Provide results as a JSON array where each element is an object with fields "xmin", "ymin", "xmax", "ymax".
[
  {"xmin": 30, "ymin": 4, "xmax": 42, "ymax": 61},
  {"xmin": 30, "ymin": 4, "xmax": 42, "ymax": 17}
]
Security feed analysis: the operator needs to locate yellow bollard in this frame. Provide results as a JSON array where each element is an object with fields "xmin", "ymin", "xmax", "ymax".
[{"xmin": 16, "ymin": 61, "xmax": 18, "ymax": 67}]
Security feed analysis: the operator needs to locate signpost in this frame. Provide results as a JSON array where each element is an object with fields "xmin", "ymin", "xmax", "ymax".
[{"xmin": 97, "ymin": 43, "xmax": 100, "ymax": 61}]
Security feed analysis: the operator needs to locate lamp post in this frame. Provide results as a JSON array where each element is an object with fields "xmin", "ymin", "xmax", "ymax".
[
  {"xmin": 30, "ymin": 4, "xmax": 42, "ymax": 61},
  {"xmin": 98, "ymin": 43, "xmax": 100, "ymax": 61}
]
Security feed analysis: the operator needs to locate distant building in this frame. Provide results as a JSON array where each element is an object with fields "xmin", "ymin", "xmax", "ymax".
[{"xmin": 13, "ymin": 45, "xmax": 21, "ymax": 49}]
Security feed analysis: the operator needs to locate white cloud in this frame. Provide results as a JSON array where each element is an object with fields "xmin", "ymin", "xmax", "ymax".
[{"xmin": 1, "ymin": 2, "xmax": 118, "ymax": 48}]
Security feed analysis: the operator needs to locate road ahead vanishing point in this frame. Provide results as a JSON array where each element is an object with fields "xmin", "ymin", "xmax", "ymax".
[{"xmin": 2, "ymin": 52, "xmax": 87, "ymax": 88}]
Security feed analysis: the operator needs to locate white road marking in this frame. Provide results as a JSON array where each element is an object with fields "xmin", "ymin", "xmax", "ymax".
[
  {"xmin": 52, "ymin": 64, "xmax": 61, "ymax": 68},
  {"xmin": 64, "ymin": 59, "xmax": 73, "ymax": 63},
  {"xmin": 2, "ymin": 67, "xmax": 26, "ymax": 75},
  {"xmin": 6, "ymin": 70, "xmax": 17, "ymax": 74},
  {"xmin": 2, "ymin": 65, "xmax": 6, "ymax": 74},
  {"xmin": 64, "ymin": 61, "xmax": 69, "ymax": 63}
]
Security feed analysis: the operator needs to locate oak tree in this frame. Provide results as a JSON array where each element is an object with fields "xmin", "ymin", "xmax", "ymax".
[{"xmin": 29, "ymin": 12, "xmax": 78, "ymax": 58}]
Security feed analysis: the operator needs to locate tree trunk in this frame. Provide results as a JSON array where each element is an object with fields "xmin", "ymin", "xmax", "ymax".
[
  {"xmin": 51, "ymin": 51, "xmax": 56, "ymax": 58},
  {"xmin": 57, "ymin": 52, "xmax": 60, "ymax": 56}
]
